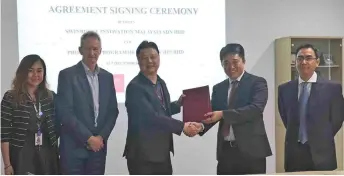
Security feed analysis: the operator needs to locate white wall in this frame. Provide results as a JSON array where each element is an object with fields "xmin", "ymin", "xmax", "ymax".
[
  {"xmin": 1, "ymin": 0, "xmax": 344, "ymax": 174},
  {"xmin": 1, "ymin": 0, "xmax": 19, "ymax": 93}
]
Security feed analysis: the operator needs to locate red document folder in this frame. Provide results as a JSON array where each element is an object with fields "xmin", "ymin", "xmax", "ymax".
[{"xmin": 182, "ymin": 85, "xmax": 212, "ymax": 122}]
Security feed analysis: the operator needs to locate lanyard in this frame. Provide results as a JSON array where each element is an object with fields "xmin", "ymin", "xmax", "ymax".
[
  {"xmin": 154, "ymin": 84, "xmax": 166, "ymax": 110},
  {"xmin": 28, "ymin": 94, "xmax": 43, "ymax": 135}
]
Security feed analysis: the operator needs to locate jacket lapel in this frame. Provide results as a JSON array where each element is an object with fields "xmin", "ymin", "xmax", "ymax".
[
  {"xmin": 232, "ymin": 72, "xmax": 250, "ymax": 107},
  {"xmin": 76, "ymin": 62, "xmax": 94, "ymax": 109},
  {"xmin": 217, "ymin": 80, "xmax": 229, "ymax": 129},
  {"xmin": 219, "ymin": 80, "xmax": 229, "ymax": 109},
  {"xmin": 307, "ymin": 77, "xmax": 326, "ymax": 120},
  {"xmin": 158, "ymin": 80, "xmax": 169, "ymax": 113},
  {"xmin": 287, "ymin": 80, "xmax": 299, "ymax": 123},
  {"xmin": 98, "ymin": 71, "xmax": 108, "ymax": 118},
  {"xmin": 289, "ymin": 77, "xmax": 325, "ymax": 123},
  {"xmin": 138, "ymin": 72, "xmax": 168, "ymax": 112}
]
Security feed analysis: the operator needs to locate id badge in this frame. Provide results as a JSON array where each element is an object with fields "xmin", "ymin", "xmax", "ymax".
[{"xmin": 35, "ymin": 133, "xmax": 43, "ymax": 146}]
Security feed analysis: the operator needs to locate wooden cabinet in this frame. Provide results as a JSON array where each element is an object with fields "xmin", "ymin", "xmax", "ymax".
[{"xmin": 274, "ymin": 37, "xmax": 344, "ymax": 172}]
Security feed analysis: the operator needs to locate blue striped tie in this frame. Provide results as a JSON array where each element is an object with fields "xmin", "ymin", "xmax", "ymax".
[{"xmin": 299, "ymin": 82, "xmax": 310, "ymax": 144}]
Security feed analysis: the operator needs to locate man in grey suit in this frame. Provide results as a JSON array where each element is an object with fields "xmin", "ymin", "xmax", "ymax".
[{"xmin": 56, "ymin": 31, "xmax": 119, "ymax": 174}]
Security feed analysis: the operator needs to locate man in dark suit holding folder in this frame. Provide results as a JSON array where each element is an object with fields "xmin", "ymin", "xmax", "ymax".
[
  {"xmin": 200, "ymin": 43, "xmax": 272, "ymax": 175},
  {"xmin": 124, "ymin": 41, "xmax": 201, "ymax": 175}
]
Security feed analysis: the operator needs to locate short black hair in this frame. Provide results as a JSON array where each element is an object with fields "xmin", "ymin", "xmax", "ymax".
[
  {"xmin": 295, "ymin": 43, "xmax": 319, "ymax": 58},
  {"xmin": 220, "ymin": 43, "xmax": 245, "ymax": 62},
  {"xmin": 80, "ymin": 31, "xmax": 101, "ymax": 47},
  {"xmin": 136, "ymin": 40, "xmax": 160, "ymax": 58}
]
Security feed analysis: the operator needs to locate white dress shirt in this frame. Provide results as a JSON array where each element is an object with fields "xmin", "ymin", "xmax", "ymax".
[{"xmin": 298, "ymin": 71, "xmax": 317, "ymax": 99}]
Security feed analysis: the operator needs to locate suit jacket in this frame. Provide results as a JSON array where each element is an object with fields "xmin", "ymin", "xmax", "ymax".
[
  {"xmin": 199, "ymin": 72, "xmax": 272, "ymax": 160},
  {"xmin": 278, "ymin": 77, "xmax": 344, "ymax": 170},
  {"xmin": 56, "ymin": 61, "xmax": 119, "ymax": 158},
  {"xmin": 123, "ymin": 72, "xmax": 184, "ymax": 162}
]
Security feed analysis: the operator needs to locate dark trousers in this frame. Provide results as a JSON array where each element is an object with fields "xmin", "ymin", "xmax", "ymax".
[
  {"xmin": 285, "ymin": 143, "xmax": 314, "ymax": 172},
  {"xmin": 61, "ymin": 149, "xmax": 107, "ymax": 175},
  {"xmin": 217, "ymin": 141, "xmax": 266, "ymax": 175},
  {"xmin": 127, "ymin": 157, "xmax": 172, "ymax": 175}
]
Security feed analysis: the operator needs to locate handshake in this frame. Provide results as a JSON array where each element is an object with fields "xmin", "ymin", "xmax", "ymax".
[{"xmin": 182, "ymin": 122, "xmax": 203, "ymax": 137}]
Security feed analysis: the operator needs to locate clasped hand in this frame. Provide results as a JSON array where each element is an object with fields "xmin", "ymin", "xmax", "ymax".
[
  {"xmin": 87, "ymin": 136, "xmax": 104, "ymax": 152},
  {"xmin": 183, "ymin": 122, "xmax": 203, "ymax": 137}
]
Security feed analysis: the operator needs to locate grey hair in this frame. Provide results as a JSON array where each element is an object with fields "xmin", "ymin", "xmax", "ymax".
[{"xmin": 80, "ymin": 31, "xmax": 101, "ymax": 47}]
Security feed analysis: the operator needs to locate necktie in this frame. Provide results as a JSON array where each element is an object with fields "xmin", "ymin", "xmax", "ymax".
[
  {"xmin": 222, "ymin": 80, "xmax": 239, "ymax": 139},
  {"xmin": 299, "ymin": 82, "xmax": 310, "ymax": 144}
]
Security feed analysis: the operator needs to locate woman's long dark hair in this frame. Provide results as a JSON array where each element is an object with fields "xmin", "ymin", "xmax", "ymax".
[{"xmin": 11, "ymin": 54, "xmax": 51, "ymax": 104}]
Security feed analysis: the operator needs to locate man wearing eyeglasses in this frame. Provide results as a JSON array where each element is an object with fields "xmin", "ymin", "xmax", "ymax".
[
  {"xmin": 199, "ymin": 43, "xmax": 272, "ymax": 175},
  {"xmin": 277, "ymin": 44, "xmax": 344, "ymax": 172}
]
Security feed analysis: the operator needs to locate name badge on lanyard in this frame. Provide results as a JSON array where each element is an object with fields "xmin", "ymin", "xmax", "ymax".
[
  {"xmin": 155, "ymin": 84, "xmax": 166, "ymax": 110},
  {"xmin": 31, "ymin": 96, "xmax": 43, "ymax": 146}
]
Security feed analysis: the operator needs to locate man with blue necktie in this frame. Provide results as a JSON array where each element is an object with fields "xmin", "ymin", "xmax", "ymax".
[{"xmin": 277, "ymin": 44, "xmax": 344, "ymax": 172}]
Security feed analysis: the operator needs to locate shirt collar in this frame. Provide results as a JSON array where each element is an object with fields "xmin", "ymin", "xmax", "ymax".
[
  {"xmin": 81, "ymin": 61, "xmax": 100, "ymax": 74},
  {"xmin": 298, "ymin": 71, "xmax": 317, "ymax": 84},
  {"xmin": 228, "ymin": 71, "xmax": 245, "ymax": 84},
  {"xmin": 139, "ymin": 71, "xmax": 162, "ymax": 85}
]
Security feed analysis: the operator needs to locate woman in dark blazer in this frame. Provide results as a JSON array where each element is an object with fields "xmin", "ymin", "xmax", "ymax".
[{"xmin": 1, "ymin": 54, "xmax": 60, "ymax": 175}]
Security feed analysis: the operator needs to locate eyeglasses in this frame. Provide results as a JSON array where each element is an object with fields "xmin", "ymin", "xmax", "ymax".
[{"xmin": 296, "ymin": 56, "xmax": 316, "ymax": 62}]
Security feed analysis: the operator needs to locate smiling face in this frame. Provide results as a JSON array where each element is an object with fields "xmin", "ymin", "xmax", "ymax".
[
  {"xmin": 296, "ymin": 47, "xmax": 319, "ymax": 80},
  {"xmin": 221, "ymin": 54, "xmax": 245, "ymax": 80},
  {"xmin": 138, "ymin": 48, "xmax": 160, "ymax": 75},
  {"xmin": 79, "ymin": 36, "xmax": 101, "ymax": 68},
  {"xmin": 27, "ymin": 60, "xmax": 44, "ymax": 88}
]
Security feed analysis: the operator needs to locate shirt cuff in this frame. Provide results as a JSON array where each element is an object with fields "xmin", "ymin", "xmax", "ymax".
[{"xmin": 200, "ymin": 123, "xmax": 205, "ymax": 132}]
